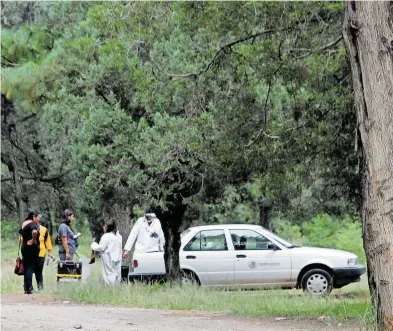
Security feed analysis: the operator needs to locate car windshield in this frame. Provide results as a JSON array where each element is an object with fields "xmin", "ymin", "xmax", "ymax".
[{"xmin": 258, "ymin": 227, "xmax": 296, "ymax": 248}]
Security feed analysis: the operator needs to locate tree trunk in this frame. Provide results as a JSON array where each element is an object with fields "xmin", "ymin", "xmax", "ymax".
[
  {"xmin": 259, "ymin": 197, "xmax": 273, "ymax": 231},
  {"xmin": 343, "ymin": 2, "xmax": 393, "ymax": 330},
  {"xmin": 155, "ymin": 201, "xmax": 187, "ymax": 284},
  {"xmin": 43, "ymin": 203, "xmax": 52, "ymax": 235},
  {"xmin": 162, "ymin": 225, "xmax": 181, "ymax": 283},
  {"xmin": 10, "ymin": 156, "xmax": 25, "ymax": 224},
  {"xmin": 1, "ymin": 94, "xmax": 25, "ymax": 223}
]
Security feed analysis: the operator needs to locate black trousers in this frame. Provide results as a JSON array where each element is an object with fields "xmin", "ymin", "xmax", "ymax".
[
  {"xmin": 21, "ymin": 244, "xmax": 39, "ymax": 294},
  {"xmin": 35, "ymin": 257, "xmax": 45, "ymax": 290}
]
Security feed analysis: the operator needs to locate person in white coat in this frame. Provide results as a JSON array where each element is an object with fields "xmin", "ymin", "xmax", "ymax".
[
  {"xmin": 91, "ymin": 220, "xmax": 122, "ymax": 285},
  {"xmin": 122, "ymin": 211, "xmax": 165, "ymax": 259}
]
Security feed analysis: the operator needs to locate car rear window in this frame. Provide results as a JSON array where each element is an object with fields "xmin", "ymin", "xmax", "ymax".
[{"xmin": 184, "ymin": 230, "xmax": 228, "ymax": 251}]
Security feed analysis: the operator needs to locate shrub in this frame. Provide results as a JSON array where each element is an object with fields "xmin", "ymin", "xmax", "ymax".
[
  {"xmin": 301, "ymin": 214, "xmax": 366, "ymax": 264},
  {"xmin": 273, "ymin": 218, "xmax": 303, "ymax": 245},
  {"xmin": 301, "ymin": 214, "xmax": 343, "ymax": 248},
  {"xmin": 333, "ymin": 219, "xmax": 366, "ymax": 264},
  {"xmin": 274, "ymin": 214, "xmax": 366, "ymax": 264},
  {"xmin": 1, "ymin": 219, "xmax": 20, "ymax": 240}
]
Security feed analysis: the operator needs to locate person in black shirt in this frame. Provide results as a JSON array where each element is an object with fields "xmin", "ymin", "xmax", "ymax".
[{"xmin": 19, "ymin": 210, "xmax": 40, "ymax": 294}]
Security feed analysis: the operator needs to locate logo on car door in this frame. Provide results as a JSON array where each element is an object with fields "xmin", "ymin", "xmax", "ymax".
[{"xmin": 248, "ymin": 261, "xmax": 257, "ymax": 269}]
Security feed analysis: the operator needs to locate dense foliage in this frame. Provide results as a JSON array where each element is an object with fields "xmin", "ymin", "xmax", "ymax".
[
  {"xmin": 1, "ymin": 2, "xmax": 361, "ymax": 276},
  {"xmin": 274, "ymin": 214, "xmax": 365, "ymax": 263}
]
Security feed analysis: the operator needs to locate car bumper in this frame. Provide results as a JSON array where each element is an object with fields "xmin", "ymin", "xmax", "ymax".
[{"xmin": 332, "ymin": 265, "xmax": 366, "ymax": 288}]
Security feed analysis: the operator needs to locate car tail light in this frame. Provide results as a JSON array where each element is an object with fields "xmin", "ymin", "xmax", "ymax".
[{"xmin": 133, "ymin": 260, "xmax": 138, "ymax": 268}]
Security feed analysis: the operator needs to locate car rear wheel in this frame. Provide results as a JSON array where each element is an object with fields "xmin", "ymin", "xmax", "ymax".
[
  {"xmin": 301, "ymin": 269, "xmax": 332, "ymax": 296},
  {"xmin": 181, "ymin": 270, "xmax": 199, "ymax": 286}
]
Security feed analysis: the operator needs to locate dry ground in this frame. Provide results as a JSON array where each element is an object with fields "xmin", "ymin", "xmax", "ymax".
[{"xmin": 1, "ymin": 293, "xmax": 361, "ymax": 331}]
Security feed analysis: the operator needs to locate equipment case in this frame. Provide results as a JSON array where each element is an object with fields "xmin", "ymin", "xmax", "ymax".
[
  {"xmin": 121, "ymin": 265, "xmax": 129, "ymax": 283},
  {"xmin": 57, "ymin": 261, "xmax": 82, "ymax": 282}
]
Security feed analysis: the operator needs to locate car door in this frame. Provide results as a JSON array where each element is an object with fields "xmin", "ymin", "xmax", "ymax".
[
  {"xmin": 229, "ymin": 229, "xmax": 291, "ymax": 285},
  {"xmin": 180, "ymin": 229, "xmax": 234, "ymax": 285}
]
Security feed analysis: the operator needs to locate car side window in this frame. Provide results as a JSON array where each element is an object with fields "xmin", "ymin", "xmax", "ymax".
[
  {"xmin": 184, "ymin": 230, "xmax": 228, "ymax": 251},
  {"xmin": 230, "ymin": 229, "xmax": 272, "ymax": 250}
]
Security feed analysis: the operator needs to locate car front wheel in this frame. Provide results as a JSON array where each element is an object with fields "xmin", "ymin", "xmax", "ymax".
[{"xmin": 301, "ymin": 269, "xmax": 332, "ymax": 296}]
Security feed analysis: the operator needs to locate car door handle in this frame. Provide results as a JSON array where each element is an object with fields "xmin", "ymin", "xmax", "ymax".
[
  {"xmin": 236, "ymin": 254, "xmax": 247, "ymax": 258},
  {"xmin": 186, "ymin": 255, "xmax": 196, "ymax": 259}
]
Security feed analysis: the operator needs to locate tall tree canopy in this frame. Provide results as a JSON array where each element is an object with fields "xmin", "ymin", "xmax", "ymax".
[{"xmin": 2, "ymin": 2, "xmax": 360, "ymax": 281}]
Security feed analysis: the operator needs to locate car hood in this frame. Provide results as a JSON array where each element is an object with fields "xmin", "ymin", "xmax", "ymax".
[{"xmin": 290, "ymin": 246, "xmax": 357, "ymax": 259}]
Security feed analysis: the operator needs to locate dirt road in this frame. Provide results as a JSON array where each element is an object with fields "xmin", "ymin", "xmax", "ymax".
[{"xmin": 1, "ymin": 294, "xmax": 360, "ymax": 331}]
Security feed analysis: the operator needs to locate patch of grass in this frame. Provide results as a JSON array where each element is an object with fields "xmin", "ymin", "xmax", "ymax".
[
  {"xmin": 53, "ymin": 279, "xmax": 372, "ymax": 324},
  {"xmin": 0, "ymin": 238, "xmax": 19, "ymax": 258}
]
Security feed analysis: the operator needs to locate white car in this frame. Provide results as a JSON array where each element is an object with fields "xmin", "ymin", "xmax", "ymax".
[{"xmin": 129, "ymin": 224, "xmax": 366, "ymax": 295}]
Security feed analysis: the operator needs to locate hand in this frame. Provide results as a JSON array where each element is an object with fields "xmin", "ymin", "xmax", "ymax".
[
  {"xmin": 26, "ymin": 239, "xmax": 35, "ymax": 245},
  {"xmin": 66, "ymin": 252, "xmax": 71, "ymax": 260},
  {"xmin": 73, "ymin": 232, "xmax": 81, "ymax": 239},
  {"xmin": 122, "ymin": 251, "xmax": 129, "ymax": 260}
]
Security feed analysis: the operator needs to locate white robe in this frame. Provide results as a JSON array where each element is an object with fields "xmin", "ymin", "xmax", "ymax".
[
  {"xmin": 124, "ymin": 214, "xmax": 165, "ymax": 253},
  {"xmin": 91, "ymin": 231, "xmax": 122, "ymax": 285}
]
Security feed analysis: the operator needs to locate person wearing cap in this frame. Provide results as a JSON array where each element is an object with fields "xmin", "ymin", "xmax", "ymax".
[
  {"xmin": 33, "ymin": 213, "xmax": 54, "ymax": 290},
  {"xmin": 19, "ymin": 210, "xmax": 40, "ymax": 294},
  {"xmin": 122, "ymin": 209, "xmax": 165, "ymax": 259}
]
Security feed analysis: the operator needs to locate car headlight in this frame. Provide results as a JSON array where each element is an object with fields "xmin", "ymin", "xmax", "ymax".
[{"xmin": 347, "ymin": 258, "xmax": 359, "ymax": 266}]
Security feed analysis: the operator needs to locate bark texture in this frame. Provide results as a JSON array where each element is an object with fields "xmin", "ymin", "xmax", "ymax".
[
  {"xmin": 343, "ymin": 2, "xmax": 393, "ymax": 330},
  {"xmin": 155, "ymin": 202, "xmax": 187, "ymax": 284},
  {"xmin": 1, "ymin": 94, "xmax": 26, "ymax": 223},
  {"xmin": 259, "ymin": 197, "xmax": 273, "ymax": 231}
]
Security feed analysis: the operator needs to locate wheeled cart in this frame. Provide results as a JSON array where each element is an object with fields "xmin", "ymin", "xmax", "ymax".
[{"xmin": 57, "ymin": 261, "xmax": 82, "ymax": 282}]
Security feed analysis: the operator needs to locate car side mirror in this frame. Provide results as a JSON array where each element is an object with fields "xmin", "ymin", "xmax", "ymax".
[{"xmin": 268, "ymin": 243, "xmax": 279, "ymax": 251}]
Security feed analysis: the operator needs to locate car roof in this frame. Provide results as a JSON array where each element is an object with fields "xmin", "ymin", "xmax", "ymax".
[{"xmin": 188, "ymin": 224, "xmax": 265, "ymax": 231}]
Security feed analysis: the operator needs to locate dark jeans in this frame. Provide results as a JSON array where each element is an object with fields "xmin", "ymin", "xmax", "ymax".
[
  {"xmin": 35, "ymin": 257, "xmax": 45, "ymax": 290},
  {"xmin": 21, "ymin": 244, "xmax": 39, "ymax": 294}
]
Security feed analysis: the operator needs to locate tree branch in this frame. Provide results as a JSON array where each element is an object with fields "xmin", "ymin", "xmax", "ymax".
[
  {"xmin": 0, "ymin": 168, "xmax": 72, "ymax": 183},
  {"xmin": 245, "ymin": 67, "xmax": 280, "ymax": 148},
  {"xmin": 1, "ymin": 196, "xmax": 17, "ymax": 212},
  {"xmin": 294, "ymin": 36, "xmax": 343, "ymax": 59},
  {"xmin": 319, "ymin": 35, "xmax": 343, "ymax": 52},
  {"xmin": 1, "ymin": 55, "xmax": 23, "ymax": 67},
  {"xmin": 152, "ymin": 28, "xmax": 290, "ymax": 80},
  {"xmin": 18, "ymin": 113, "xmax": 36, "ymax": 123},
  {"xmin": 245, "ymin": 130, "xmax": 280, "ymax": 148},
  {"xmin": 19, "ymin": 170, "xmax": 73, "ymax": 183},
  {"xmin": 5, "ymin": 113, "xmax": 37, "ymax": 129}
]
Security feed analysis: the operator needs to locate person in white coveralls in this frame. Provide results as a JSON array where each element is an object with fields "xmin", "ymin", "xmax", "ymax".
[
  {"xmin": 122, "ymin": 209, "xmax": 165, "ymax": 259},
  {"xmin": 91, "ymin": 219, "xmax": 123, "ymax": 285}
]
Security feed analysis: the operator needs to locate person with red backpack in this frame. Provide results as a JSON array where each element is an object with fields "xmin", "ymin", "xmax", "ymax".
[{"xmin": 19, "ymin": 210, "xmax": 40, "ymax": 294}]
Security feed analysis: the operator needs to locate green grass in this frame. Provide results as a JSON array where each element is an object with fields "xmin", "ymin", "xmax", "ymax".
[{"xmin": 1, "ymin": 238, "xmax": 375, "ymax": 329}]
